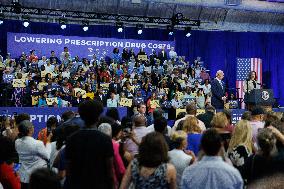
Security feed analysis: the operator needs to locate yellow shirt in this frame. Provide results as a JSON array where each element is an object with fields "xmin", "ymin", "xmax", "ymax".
[{"xmin": 86, "ymin": 92, "xmax": 95, "ymax": 99}]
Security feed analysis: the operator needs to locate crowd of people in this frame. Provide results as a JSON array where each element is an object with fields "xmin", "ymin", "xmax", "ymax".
[
  {"xmin": 1, "ymin": 100, "xmax": 284, "ymax": 189},
  {"xmin": 0, "ymin": 46, "xmax": 212, "ymax": 111}
]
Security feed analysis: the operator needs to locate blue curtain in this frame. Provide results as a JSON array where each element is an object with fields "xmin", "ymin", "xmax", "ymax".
[{"xmin": 0, "ymin": 20, "xmax": 283, "ymax": 105}]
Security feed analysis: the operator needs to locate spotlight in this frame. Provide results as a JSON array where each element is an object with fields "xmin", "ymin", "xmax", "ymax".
[
  {"xmin": 116, "ymin": 22, "xmax": 123, "ymax": 33},
  {"xmin": 185, "ymin": 27, "xmax": 192, "ymax": 37},
  {"xmin": 59, "ymin": 18, "xmax": 67, "ymax": 30},
  {"xmin": 167, "ymin": 25, "xmax": 174, "ymax": 36},
  {"xmin": 0, "ymin": 13, "xmax": 4, "ymax": 25},
  {"xmin": 82, "ymin": 20, "xmax": 89, "ymax": 32},
  {"xmin": 136, "ymin": 24, "xmax": 143, "ymax": 35},
  {"xmin": 23, "ymin": 21, "xmax": 29, "ymax": 27},
  {"xmin": 22, "ymin": 15, "xmax": 30, "ymax": 27}
]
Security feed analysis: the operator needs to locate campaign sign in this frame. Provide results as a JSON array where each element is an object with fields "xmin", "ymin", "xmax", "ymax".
[
  {"xmin": 7, "ymin": 32, "xmax": 175, "ymax": 59},
  {"xmin": 0, "ymin": 107, "xmax": 127, "ymax": 138}
]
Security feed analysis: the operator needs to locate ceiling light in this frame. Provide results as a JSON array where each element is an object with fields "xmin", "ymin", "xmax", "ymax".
[
  {"xmin": 82, "ymin": 20, "xmax": 89, "ymax": 31},
  {"xmin": 185, "ymin": 27, "xmax": 192, "ymax": 37},
  {"xmin": 116, "ymin": 22, "xmax": 123, "ymax": 33},
  {"xmin": 136, "ymin": 24, "xmax": 143, "ymax": 35},
  {"xmin": 59, "ymin": 18, "xmax": 67, "ymax": 30},
  {"xmin": 167, "ymin": 25, "xmax": 174, "ymax": 35}
]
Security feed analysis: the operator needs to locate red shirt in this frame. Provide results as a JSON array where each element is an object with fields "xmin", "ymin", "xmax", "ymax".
[{"xmin": 0, "ymin": 163, "xmax": 20, "ymax": 189}]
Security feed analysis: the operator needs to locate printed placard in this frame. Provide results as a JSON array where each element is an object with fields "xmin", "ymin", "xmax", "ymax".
[
  {"xmin": 119, "ymin": 98, "xmax": 133, "ymax": 107},
  {"xmin": 73, "ymin": 88, "xmax": 87, "ymax": 98},
  {"xmin": 150, "ymin": 100, "xmax": 160, "ymax": 109},
  {"xmin": 41, "ymin": 71, "xmax": 53, "ymax": 78},
  {"xmin": 32, "ymin": 96, "xmax": 39, "ymax": 106},
  {"xmin": 12, "ymin": 79, "xmax": 26, "ymax": 88},
  {"xmin": 46, "ymin": 97, "xmax": 58, "ymax": 106}
]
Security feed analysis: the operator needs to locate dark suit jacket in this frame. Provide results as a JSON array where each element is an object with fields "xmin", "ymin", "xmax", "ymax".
[
  {"xmin": 94, "ymin": 95, "xmax": 107, "ymax": 106},
  {"xmin": 158, "ymin": 50, "xmax": 168, "ymax": 63},
  {"xmin": 211, "ymin": 78, "xmax": 225, "ymax": 109}
]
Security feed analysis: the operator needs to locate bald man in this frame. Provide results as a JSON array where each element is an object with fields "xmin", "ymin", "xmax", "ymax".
[{"xmin": 211, "ymin": 70, "xmax": 226, "ymax": 109}]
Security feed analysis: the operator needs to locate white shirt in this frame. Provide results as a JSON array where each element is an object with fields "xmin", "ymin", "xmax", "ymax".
[
  {"xmin": 171, "ymin": 99, "xmax": 183, "ymax": 109},
  {"xmin": 62, "ymin": 71, "xmax": 70, "ymax": 79},
  {"xmin": 44, "ymin": 64, "xmax": 55, "ymax": 72},
  {"xmin": 172, "ymin": 115, "xmax": 206, "ymax": 135},
  {"xmin": 202, "ymin": 84, "xmax": 211, "ymax": 95},
  {"xmin": 107, "ymin": 98, "xmax": 118, "ymax": 107},
  {"xmin": 169, "ymin": 50, "xmax": 177, "ymax": 60},
  {"xmin": 169, "ymin": 149, "xmax": 192, "ymax": 187},
  {"xmin": 15, "ymin": 136, "xmax": 51, "ymax": 183},
  {"xmin": 146, "ymin": 124, "xmax": 172, "ymax": 136}
]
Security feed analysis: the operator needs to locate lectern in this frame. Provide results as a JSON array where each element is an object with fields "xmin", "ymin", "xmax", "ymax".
[{"xmin": 246, "ymin": 89, "xmax": 274, "ymax": 111}]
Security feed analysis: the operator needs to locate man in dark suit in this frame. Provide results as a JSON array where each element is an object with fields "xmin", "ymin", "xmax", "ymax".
[
  {"xmin": 158, "ymin": 46, "xmax": 168, "ymax": 63},
  {"xmin": 211, "ymin": 70, "xmax": 226, "ymax": 109}
]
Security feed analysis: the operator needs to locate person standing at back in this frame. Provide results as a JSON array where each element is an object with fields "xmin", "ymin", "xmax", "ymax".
[
  {"xmin": 65, "ymin": 100, "xmax": 114, "ymax": 189},
  {"xmin": 181, "ymin": 129, "xmax": 243, "ymax": 189},
  {"xmin": 211, "ymin": 70, "xmax": 226, "ymax": 109}
]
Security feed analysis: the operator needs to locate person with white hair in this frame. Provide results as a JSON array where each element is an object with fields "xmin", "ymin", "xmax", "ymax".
[
  {"xmin": 211, "ymin": 70, "xmax": 226, "ymax": 109},
  {"xmin": 98, "ymin": 123, "xmax": 126, "ymax": 188}
]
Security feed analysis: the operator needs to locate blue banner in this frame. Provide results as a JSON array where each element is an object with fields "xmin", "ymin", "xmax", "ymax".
[
  {"xmin": 7, "ymin": 32, "xmax": 175, "ymax": 59},
  {"xmin": 0, "ymin": 107, "xmax": 127, "ymax": 138}
]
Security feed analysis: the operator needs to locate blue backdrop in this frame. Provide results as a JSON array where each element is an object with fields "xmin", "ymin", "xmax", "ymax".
[{"xmin": 0, "ymin": 20, "xmax": 283, "ymax": 105}]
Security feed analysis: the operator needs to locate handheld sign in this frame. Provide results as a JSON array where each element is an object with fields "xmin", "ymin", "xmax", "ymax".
[
  {"xmin": 12, "ymin": 79, "xmax": 26, "ymax": 88},
  {"xmin": 46, "ymin": 97, "xmax": 58, "ymax": 106},
  {"xmin": 119, "ymin": 98, "xmax": 133, "ymax": 107}
]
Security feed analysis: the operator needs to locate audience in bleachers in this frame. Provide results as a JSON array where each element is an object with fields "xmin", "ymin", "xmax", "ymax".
[
  {"xmin": 0, "ymin": 47, "xmax": 212, "ymax": 110},
  {"xmin": 1, "ymin": 47, "xmax": 284, "ymax": 189}
]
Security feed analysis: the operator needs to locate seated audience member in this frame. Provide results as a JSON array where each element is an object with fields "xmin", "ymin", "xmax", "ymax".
[
  {"xmin": 124, "ymin": 115, "xmax": 149, "ymax": 156},
  {"xmin": 250, "ymin": 107, "xmax": 265, "ymax": 145},
  {"xmin": 196, "ymin": 105, "xmax": 215, "ymax": 129},
  {"xmin": 154, "ymin": 116, "xmax": 174, "ymax": 150},
  {"xmin": 146, "ymin": 108, "xmax": 171, "ymax": 136},
  {"xmin": 172, "ymin": 103, "xmax": 206, "ymax": 134},
  {"xmin": 169, "ymin": 131, "xmax": 195, "ymax": 188},
  {"xmin": 0, "ymin": 136, "xmax": 20, "ymax": 189},
  {"xmin": 227, "ymin": 120, "xmax": 254, "ymax": 171},
  {"xmin": 38, "ymin": 92, "xmax": 48, "ymax": 107},
  {"xmin": 242, "ymin": 128, "xmax": 284, "ymax": 184},
  {"xmin": 71, "ymin": 91, "xmax": 83, "ymax": 107},
  {"xmin": 98, "ymin": 123, "xmax": 126, "ymax": 188},
  {"xmin": 65, "ymin": 100, "xmax": 114, "ymax": 189},
  {"xmin": 182, "ymin": 116, "xmax": 203, "ymax": 156},
  {"xmin": 181, "ymin": 129, "xmax": 243, "ymax": 189},
  {"xmin": 107, "ymin": 92, "xmax": 119, "ymax": 108},
  {"xmin": 120, "ymin": 132, "xmax": 177, "ymax": 189},
  {"xmin": 29, "ymin": 168, "xmax": 60, "ymax": 189},
  {"xmin": 171, "ymin": 94, "xmax": 183, "ymax": 109},
  {"xmin": 15, "ymin": 120, "xmax": 52, "ymax": 189}
]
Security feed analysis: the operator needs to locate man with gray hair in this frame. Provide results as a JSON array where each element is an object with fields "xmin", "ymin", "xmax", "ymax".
[
  {"xmin": 211, "ymin": 70, "xmax": 226, "ymax": 109},
  {"xmin": 124, "ymin": 114, "xmax": 149, "ymax": 156}
]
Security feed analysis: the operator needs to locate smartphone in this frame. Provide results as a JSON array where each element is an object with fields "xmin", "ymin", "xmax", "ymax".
[{"xmin": 13, "ymin": 163, "xmax": 21, "ymax": 172}]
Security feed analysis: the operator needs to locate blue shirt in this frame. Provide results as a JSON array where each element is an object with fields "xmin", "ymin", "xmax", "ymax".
[
  {"xmin": 187, "ymin": 133, "xmax": 202, "ymax": 156},
  {"xmin": 181, "ymin": 156, "xmax": 243, "ymax": 189}
]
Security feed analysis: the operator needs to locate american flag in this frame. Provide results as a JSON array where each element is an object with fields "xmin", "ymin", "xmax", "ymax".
[{"xmin": 236, "ymin": 58, "xmax": 262, "ymax": 108}]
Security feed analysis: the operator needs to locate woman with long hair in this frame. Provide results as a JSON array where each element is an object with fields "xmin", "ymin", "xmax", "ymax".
[
  {"xmin": 120, "ymin": 132, "xmax": 177, "ymax": 189},
  {"xmin": 182, "ymin": 116, "xmax": 203, "ymax": 156},
  {"xmin": 228, "ymin": 120, "xmax": 254, "ymax": 170}
]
